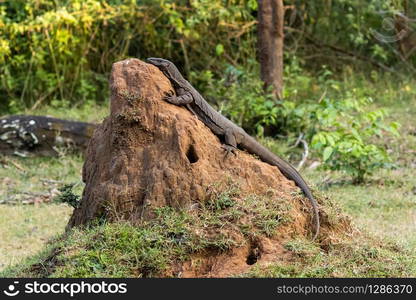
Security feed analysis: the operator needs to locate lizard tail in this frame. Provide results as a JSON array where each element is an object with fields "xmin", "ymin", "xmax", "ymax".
[
  {"xmin": 241, "ymin": 135, "xmax": 320, "ymax": 240},
  {"xmin": 274, "ymin": 159, "xmax": 320, "ymax": 240}
]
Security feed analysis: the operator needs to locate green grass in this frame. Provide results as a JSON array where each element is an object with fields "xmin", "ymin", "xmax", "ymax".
[
  {"xmin": 2, "ymin": 201, "xmax": 414, "ymax": 278},
  {"xmin": 0, "ymin": 187, "xmax": 297, "ymax": 277},
  {"xmin": 0, "ymin": 103, "xmax": 108, "ymax": 271},
  {"xmin": 244, "ymin": 235, "xmax": 415, "ymax": 277},
  {"xmin": 306, "ymin": 168, "xmax": 416, "ymax": 250},
  {"xmin": 0, "ymin": 155, "xmax": 82, "ymax": 271},
  {"xmin": 0, "ymin": 155, "xmax": 85, "ymax": 205},
  {"xmin": 0, "ymin": 204, "xmax": 72, "ymax": 271},
  {"xmin": 21, "ymin": 102, "xmax": 109, "ymax": 124}
]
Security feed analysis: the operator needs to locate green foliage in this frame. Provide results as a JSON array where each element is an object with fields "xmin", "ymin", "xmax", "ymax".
[
  {"xmin": 310, "ymin": 95, "xmax": 400, "ymax": 183},
  {"xmin": 0, "ymin": 0, "xmax": 257, "ymax": 112},
  {"xmin": 54, "ymin": 183, "xmax": 81, "ymax": 208},
  {"xmin": 2, "ymin": 0, "xmax": 407, "ymax": 113},
  {"xmin": 194, "ymin": 59, "xmax": 400, "ymax": 182},
  {"xmin": 206, "ymin": 185, "xmax": 237, "ymax": 211},
  {"xmin": 291, "ymin": 0, "xmax": 412, "ymax": 68},
  {"xmin": 0, "ymin": 0, "xmax": 407, "ymax": 182},
  {"xmin": 191, "ymin": 63, "xmax": 292, "ymax": 137}
]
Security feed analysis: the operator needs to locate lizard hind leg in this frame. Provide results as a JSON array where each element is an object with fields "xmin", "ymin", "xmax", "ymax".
[{"xmin": 222, "ymin": 130, "xmax": 238, "ymax": 158}]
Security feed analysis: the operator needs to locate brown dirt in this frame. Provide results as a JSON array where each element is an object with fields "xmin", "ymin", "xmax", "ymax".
[
  {"xmin": 175, "ymin": 236, "xmax": 293, "ymax": 278},
  {"xmin": 67, "ymin": 58, "xmax": 354, "ymax": 277}
]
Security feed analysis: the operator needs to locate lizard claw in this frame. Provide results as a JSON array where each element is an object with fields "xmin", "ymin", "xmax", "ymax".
[
  {"xmin": 163, "ymin": 90, "xmax": 175, "ymax": 103},
  {"xmin": 164, "ymin": 95, "xmax": 174, "ymax": 103},
  {"xmin": 221, "ymin": 144, "xmax": 237, "ymax": 159},
  {"xmin": 164, "ymin": 90, "xmax": 174, "ymax": 97}
]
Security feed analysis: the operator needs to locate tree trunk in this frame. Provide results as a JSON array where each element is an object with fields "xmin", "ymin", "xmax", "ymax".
[
  {"xmin": 394, "ymin": 2, "xmax": 416, "ymax": 60},
  {"xmin": 257, "ymin": 0, "xmax": 284, "ymax": 99}
]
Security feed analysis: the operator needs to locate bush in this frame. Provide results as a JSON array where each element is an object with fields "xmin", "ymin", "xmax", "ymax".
[
  {"xmin": 0, "ymin": 0, "xmax": 257, "ymax": 112},
  {"xmin": 0, "ymin": 1, "xmax": 407, "ymax": 113},
  {"xmin": 310, "ymin": 95, "xmax": 400, "ymax": 183},
  {"xmin": 193, "ymin": 61, "xmax": 400, "ymax": 183},
  {"xmin": 190, "ymin": 62, "xmax": 279, "ymax": 136},
  {"xmin": 54, "ymin": 183, "xmax": 80, "ymax": 208}
]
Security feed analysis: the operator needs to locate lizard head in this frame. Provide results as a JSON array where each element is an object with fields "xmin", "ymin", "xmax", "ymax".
[
  {"xmin": 147, "ymin": 57, "xmax": 175, "ymax": 72},
  {"xmin": 147, "ymin": 57, "xmax": 185, "ymax": 86},
  {"xmin": 147, "ymin": 57, "xmax": 170, "ymax": 67}
]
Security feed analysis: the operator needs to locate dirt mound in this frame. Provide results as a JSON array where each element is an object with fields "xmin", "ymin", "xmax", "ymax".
[
  {"xmin": 67, "ymin": 58, "xmax": 353, "ymax": 277},
  {"xmin": 68, "ymin": 58, "xmax": 299, "ymax": 226}
]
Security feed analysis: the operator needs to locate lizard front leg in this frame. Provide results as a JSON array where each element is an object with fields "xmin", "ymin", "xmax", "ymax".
[{"xmin": 164, "ymin": 88, "xmax": 193, "ymax": 105}]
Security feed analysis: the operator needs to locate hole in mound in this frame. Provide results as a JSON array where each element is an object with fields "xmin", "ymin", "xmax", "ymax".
[
  {"xmin": 246, "ymin": 244, "xmax": 261, "ymax": 265},
  {"xmin": 186, "ymin": 144, "xmax": 199, "ymax": 164}
]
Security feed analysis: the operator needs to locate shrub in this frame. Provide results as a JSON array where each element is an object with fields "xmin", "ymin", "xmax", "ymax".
[
  {"xmin": 310, "ymin": 95, "xmax": 400, "ymax": 183},
  {"xmin": 193, "ymin": 62, "xmax": 400, "ymax": 183},
  {"xmin": 54, "ymin": 183, "xmax": 80, "ymax": 208}
]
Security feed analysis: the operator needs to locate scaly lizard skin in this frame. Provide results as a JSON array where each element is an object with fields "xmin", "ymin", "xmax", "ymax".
[{"xmin": 147, "ymin": 57, "xmax": 320, "ymax": 240}]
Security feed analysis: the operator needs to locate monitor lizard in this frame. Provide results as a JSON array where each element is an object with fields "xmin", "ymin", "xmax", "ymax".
[{"xmin": 147, "ymin": 57, "xmax": 320, "ymax": 240}]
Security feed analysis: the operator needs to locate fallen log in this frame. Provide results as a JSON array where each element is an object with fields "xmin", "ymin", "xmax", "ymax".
[{"xmin": 0, "ymin": 115, "xmax": 97, "ymax": 156}]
